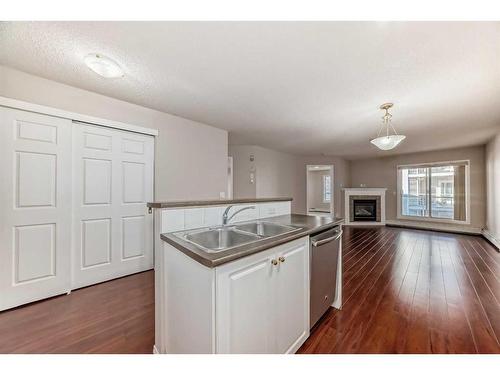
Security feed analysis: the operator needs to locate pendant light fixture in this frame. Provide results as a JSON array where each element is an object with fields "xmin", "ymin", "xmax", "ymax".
[{"xmin": 370, "ymin": 103, "xmax": 406, "ymax": 150}]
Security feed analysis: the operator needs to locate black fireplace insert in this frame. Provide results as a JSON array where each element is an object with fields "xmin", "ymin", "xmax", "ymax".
[{"xmin": 353, "ymin": 199, "xmax": 377, "ymax": 221}]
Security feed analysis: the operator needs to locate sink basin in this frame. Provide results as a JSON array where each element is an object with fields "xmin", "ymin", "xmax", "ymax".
[
  {"xmin": 183, "ymin": 227, "xmax": 259, "ymax": 252},
  {"xmin": 235, "ymin": 221, "xmax": 300, "ymax": 237},
  {"xmin": 176, "ymin": 221, "xmax": 303, "ymax": 253}
]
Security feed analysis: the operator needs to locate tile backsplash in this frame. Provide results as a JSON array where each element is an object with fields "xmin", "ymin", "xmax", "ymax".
[{"xmin": 161, "ymin": 201, "xmax": 291, "ymax": 233}]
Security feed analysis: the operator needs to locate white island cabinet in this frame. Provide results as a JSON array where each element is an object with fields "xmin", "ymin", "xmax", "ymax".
[
  {"xmin": 157, "ymin": 236, "xmax": 309, "ymax": 354},
  {"xmin": 216, "ymin": 237, "xmax": 309, "ymax": 354}
]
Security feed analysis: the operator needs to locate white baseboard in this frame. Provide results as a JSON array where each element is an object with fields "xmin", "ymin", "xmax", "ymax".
[
  {"xmin": 482, "ymin": 229, "xmax": 500, "ymax": 250},
  {"xmin": 344, "ymin": 221, "xmax": 385, "ymax": 226},
  {"xmin": 386, "ymin": 220, "xmax": 482, "ymax": 235}
]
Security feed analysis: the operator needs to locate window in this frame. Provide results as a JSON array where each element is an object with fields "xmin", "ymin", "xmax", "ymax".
[
  {"xmin": 441, "ymin": 182, "xmax": 453, "ymax": 196},
  {"xmin": 398, "ymin": 161, "xmax": 468, "ymax": 222},
  {"xmin": 323, "ymin": 174, "xmax": 331, "ymax": 203}
]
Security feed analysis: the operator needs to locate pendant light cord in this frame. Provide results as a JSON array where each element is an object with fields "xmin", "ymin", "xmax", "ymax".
[{"xmin": 376, "ymin": 107, "xmax": 398, "ymax": 137}]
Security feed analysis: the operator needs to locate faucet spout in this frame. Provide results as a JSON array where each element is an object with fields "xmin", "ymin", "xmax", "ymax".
[{"xmin": 222, "ymin": 205, "xmax": 256, "ymax": 225}]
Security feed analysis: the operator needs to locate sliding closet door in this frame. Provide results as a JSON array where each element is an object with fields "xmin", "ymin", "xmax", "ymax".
[
  {"xmin": 72, "ymin": 122, "xmax": 154, "ymax": 289},
  {"xmin": 0, "ymin": 107, "xmax": 72, "ymax": 311}
]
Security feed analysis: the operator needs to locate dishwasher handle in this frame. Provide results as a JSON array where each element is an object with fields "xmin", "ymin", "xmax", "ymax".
[{"xmin": 311, "ymin": 230, "xmax": 343, "ymax": 247}]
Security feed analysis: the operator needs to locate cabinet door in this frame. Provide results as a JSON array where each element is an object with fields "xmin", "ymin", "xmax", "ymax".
[
  {"xmin": 216, "ymin": 250, "xmax": 276, "ymax": 353},
  {"xmin": 0, "ymin": 107, "xmax": 72, "ymax": 311},
  {"xmin": 72, "ymin": 123, "xmax": 154, "ymax": 289},
  {"xmin": 275, "ymin": 237, "xmax": 310, "ymax": 353}
]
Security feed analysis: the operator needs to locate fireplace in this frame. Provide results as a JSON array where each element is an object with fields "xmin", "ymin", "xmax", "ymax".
[
  {"xmin": 353, "ymin": 199, "xmax": 377, "ymax": 221},
  {"xmin": 344, "ymin": 188, "xmax": 386, "ymax": 225}
]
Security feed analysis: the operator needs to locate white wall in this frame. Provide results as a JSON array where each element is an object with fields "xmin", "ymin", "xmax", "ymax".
[
  {"xmin": 0, "ymin": 65, "xmax": 228, "ymax": 201},
  {"xmin": 486, "ymin": 133, "xmax": 500, "ymax": 242},
  {"xmin": 228, "ymin": 145, "xmax": 257, "ymax": 199},
  {"xmin": 350, "ymin": 145, "xmax": 486, "ymax": 231},
  {"xmin": 228, "ymin": 142, "xmax": 489, "ymax": 232},
  {"xmin": 229, "ymin": 145, "xmax": 351, "ymax": 217},
  {"xmin": 254, "ymin": 146, "xmax": 297, "ymax": 199},
  {"xmin": 307, "ymin": 169, "xmax": 330, "ymax": 212},
  {"xmin": 295, "ymin": 156, "xmax": 351, "ymax": 218},
  {"xmin": 228, "ymin": 145, "xmax": 297, "ymax": 202}
]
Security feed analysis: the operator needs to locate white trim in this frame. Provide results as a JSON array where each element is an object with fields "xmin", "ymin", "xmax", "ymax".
[
  {"xmin": 307, "ymin": 165, "xmax": 331, "ymax": 171},
  {"xmin": 397, "ymin": 159, "xmax": 470, "ymax": 169},
  {"xmin": 344, "ymin": 222, "xmax": 386, "ymax": 227},
  {"xmin": 482, "ymin": 229, "xmax": 500, "ymax": 250},
  {"xmin": 387, "ymin": 220, "xmax": 482, "ymax": 235},
  {"xmin": 396, "ymin": 160, "xmax": 471, "ymax": 225},
  {"xmin": 0, "ymin": 96, "xmax": 159, "ymax": 136},
  {"xmin": 227, "ymin": 156, "xmax": 233, "ymax": 200},
  {"xmin": 395, "ymin": 215, "xmax": 470, "ymax": 226},
  {"xmin": 341, "ymin": 188, "xmax": 387, "ymax": 192},
  {"xmin": 306, "ymin": 165, "xmax": 334, "ymax": 216},
  {"xmin": 343, "ymin": 188, "xmax": 386, "ymax": 226}
]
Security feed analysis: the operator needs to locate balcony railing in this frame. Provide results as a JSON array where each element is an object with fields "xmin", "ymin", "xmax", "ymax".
[{"xmin": 402, "ymin": 194, "xmax": 454, "ymax": 219}]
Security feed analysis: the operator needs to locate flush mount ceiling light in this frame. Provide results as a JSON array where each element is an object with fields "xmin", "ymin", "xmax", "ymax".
[
  {"xmin": 370, "ymin": 103, "xmax": 406, "ymax": 151},
  {"xmin": 84, "ymin": 53, "xmax": 124, "ymax": 78}
]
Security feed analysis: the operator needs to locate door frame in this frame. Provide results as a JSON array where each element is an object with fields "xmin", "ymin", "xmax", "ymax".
[
  {"xmin": 227, "ymin": 156, "xmax": 234, "ymax": 199},
  {"xmin": 0, "ymin": 97, "xmax": 158, "ymax": 309},
  {"xmin": 306, "ymin": 165, "xmax": 334, "ymax": 216},
  {"xmin": 0, "ymin": 96, "xmax": 159, "ymax": 136}
]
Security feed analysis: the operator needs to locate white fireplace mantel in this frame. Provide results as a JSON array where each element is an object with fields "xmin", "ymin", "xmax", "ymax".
[{"xmin": 343, "ymin": 188, "xmax": 387, "ymax": 226}]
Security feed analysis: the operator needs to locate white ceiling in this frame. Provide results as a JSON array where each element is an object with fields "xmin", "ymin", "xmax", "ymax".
[{"xmin": 1, "ymin": 21, "xmax": 500, "ymax": 159}]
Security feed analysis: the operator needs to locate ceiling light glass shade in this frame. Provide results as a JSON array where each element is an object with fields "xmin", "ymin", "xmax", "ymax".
[
  {"xmin": 370, "ymin": 103, "xmax": 406, "ymax": 150},
  {"xmin": 84, "ymin": 53, "xmax": 124, "ymax": 78},
  {"xmin": 370, "ymin": 134, "xmax": 406, "ymax": 150}
]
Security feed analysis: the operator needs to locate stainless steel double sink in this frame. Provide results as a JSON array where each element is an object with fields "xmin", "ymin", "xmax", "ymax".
[{"xmin": 174, "ymin": 221, "xmax": 301, "ymax": 253}]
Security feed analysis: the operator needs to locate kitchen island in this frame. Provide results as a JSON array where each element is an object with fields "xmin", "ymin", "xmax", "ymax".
[{"xmin": 149, "ymin": 198, "xmax": 343, "ymax": 354}]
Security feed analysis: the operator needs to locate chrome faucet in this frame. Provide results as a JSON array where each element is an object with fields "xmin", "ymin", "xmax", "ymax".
[{"xmin": 222, "ymin": 205, "xmax": 256, "ymax": 225}]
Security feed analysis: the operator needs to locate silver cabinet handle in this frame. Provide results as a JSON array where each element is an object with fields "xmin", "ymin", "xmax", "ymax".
[{"xmin": 311, "ymin": 230, "xmax": 342, "ymax": 247}]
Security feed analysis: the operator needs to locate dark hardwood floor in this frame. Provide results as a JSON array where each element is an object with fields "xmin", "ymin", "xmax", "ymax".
[
  {"xmin": 299, "ymin": 226, "xmax": 500, "ymax": 354},
  {"xmin": 0, "ymin": 226, "xmax": 498, "ymax": 354},
  {"xmin": 0, "ymin": 270, "xmax": 154, "ymax": 353}
]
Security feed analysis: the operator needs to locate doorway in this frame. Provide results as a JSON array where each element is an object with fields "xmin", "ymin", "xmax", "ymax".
[{"xmin": 306, "ymin": 165, "xmax": 334, "ymax": 216}]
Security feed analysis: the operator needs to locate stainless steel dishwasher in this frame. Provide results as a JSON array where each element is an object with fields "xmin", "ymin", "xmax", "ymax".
[{"xmin": 310, "ymin": 226, "xmax": 342, "ymax": 328}]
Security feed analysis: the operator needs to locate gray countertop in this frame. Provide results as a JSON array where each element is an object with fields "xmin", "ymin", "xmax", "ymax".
[
  {"xmin": 147, "ymin": 197, "xmax": 292, "ymax": 209},
  {"xmin": 160, "ymin": 214, "xmax": 344, "ymax": 267}
]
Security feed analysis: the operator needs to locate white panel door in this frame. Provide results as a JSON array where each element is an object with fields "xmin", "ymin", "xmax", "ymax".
[
  {"xmin": 216, "ymin": 249, "xmax": 276, "ymax": 354},
  {"xmin": 0, "ymin": 107, "xmax": 72, "ymax": 311},
  {"xmin": 275, "ymin": 237, "xmax": 310, "ymax": 353},
  {"xmin": 72, "ymin": 123, "xmax": 154, "ymax": 289}
]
